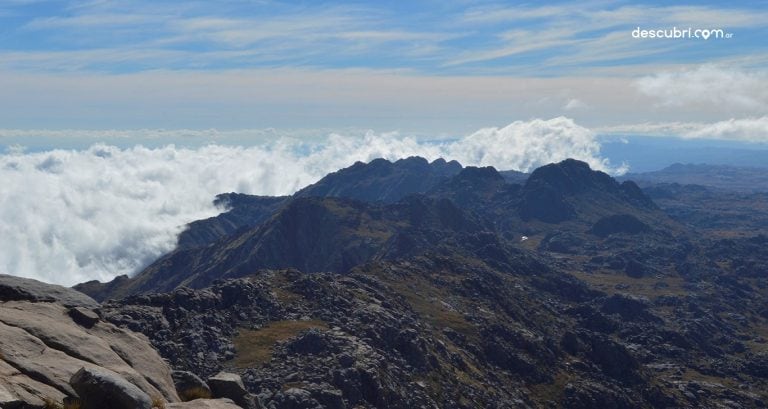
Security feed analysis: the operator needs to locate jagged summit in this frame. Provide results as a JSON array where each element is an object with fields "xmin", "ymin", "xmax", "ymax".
[
  {"xmin": 454, "ymin": 165, "xmax": 505, "ymax": 182},
  {"xmin": 427, "ymin": 165, "xmax": 511, "ymax": 209},
  {"xmin": 519, "ymin": 159, "xmax": 657, "ymax": 223},
  {"xmin": 524, "ymin": 158, "xmax": 616, "ymax": 195},
  {"xmin": 295, "ymin": 156, "xmax": 462, "ymax": 203}
]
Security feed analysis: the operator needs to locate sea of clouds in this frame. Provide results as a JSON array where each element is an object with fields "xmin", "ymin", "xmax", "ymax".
[{"xmin": 0, "ymin": 117, "xmax": 622, "ymax": 286}]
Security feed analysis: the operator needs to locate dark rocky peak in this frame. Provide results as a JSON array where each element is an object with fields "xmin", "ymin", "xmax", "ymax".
[
  {"xmin": 519, "ymin": 160, "xmax": 657, "ymax": 223},
  {"xmin": 455, "ymin": 166, "xmax": 504, "ymax": 183},
  {"xmin": 524, "ymin": 159, "xmax": 616, "ymax": 196},
  {"xmin": 429, "ymin": 157, "xmax": 463, "ymax": 173},
  {"xmin": 427, "ymin": 166, "xmax": 510, "ymax": 208},
  {"xmin": 499, "ymin": 169, "xmax": 529, "ymax": 185},
  {"xmin": 177, "ymin": 193, "xmax": 288, "ymax": 249},
  {"xmin": 450, "ymin": 166, "xmax": 506, "ymax": 190},
  {"xmin": 74, "ymin": 274, "xmax": 130, "ymax": 302},
  {"xmin": 294, "ymin": 156, "xmax": 463, "ymax": 203},
  {"xmin": 392, "ymin": 156, "xmax": 429, "ymax": 169},
  {"xmin": 439, "ymin": 166, "xmax": 506, "ymax": 194}
]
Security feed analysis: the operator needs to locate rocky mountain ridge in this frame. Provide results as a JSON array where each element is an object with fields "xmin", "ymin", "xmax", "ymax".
[{"xmin": 79, "ymin": 158, "xmax": 669, "ymax": 302}]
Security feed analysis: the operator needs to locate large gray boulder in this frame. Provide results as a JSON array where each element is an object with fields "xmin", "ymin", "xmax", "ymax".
[
  {"xmin": 174, "ymin": 370, "xmax": 212, "ymax": 401},
  {"xmin": 0, "ymin": 274, "xmax": 98, "ymax": 308},
  {"xmin": 70, "ymin": 366, "xmax": 153, "ymax": 409},
  {"xmin": 0, "ymin": 301, "xmax": 179, "ymax": 405},
  {"xmin": 208, "ymin": 372, "xmax": 262, "ymax": 409}
]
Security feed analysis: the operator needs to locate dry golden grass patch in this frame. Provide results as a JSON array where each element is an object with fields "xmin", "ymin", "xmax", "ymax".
[
  {"xmin": 232, "ymin": 320, "xmax": 328, "ymax": 368},
  {"xmin": 43, "ymin": 398, "xmax": 81, "ymax": 409},
  {"xmin": 179, "ymin": 386, "xmax": 212, "ymax": 402},
  {"xmin": 384, "ymin": 276, "xmax": 478, "ymax": 341},
  {"xmin": 528, "ymin": 370, "xmax": 571, "ymax": 403},
  {"xmin": 151, "ymin": 395, "xmax": 166, "ymax": 409}
]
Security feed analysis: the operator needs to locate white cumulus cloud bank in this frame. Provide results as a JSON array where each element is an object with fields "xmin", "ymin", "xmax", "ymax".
[
  {"xmin": 0, "ymin": 117, "xmax": 617, "ymax": 286},
  {"xmin": 635, "ymin": 65, "xmax": 768, "ymax": 111}
]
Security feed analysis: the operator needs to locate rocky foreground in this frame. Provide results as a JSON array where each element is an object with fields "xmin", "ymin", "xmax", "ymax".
[{"xmin": 0, "ymin": 274, "xmax": 257, "ymax": 408}]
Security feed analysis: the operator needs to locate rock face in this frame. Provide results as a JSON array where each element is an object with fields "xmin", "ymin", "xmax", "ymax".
[
  {"xmin": 0, "ymin": 274, "xmax": 98, "ymax": 308},
  {"xmin": 177, "ymin": 194, "xmax": 289, "ymax": 249},
  {"xmin": 92, "ymin": 195, "xmax": 488, "ymax": 299},
  {"xmin": 70, "ymin": 366, "xmax": 153, "ymax": 409},
  {"xmin": 519, "ymin": 178, "xmax": 577, "ymax": 222},
  {"xmin": 0, "ymin": 275, "xmax": 180, "ymax": 407},
  {"xmin": 0, "ymin": 361, "xmax": 66, "ymax": 408}
]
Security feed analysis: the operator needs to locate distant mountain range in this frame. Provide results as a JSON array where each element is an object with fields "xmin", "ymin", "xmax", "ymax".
[
  {"xmin": 623, "ymin": 163, "xmax": 768, "ymax": 192},
  {"xmin": 63, "ymin": 156, "xmax": 768, "ymax": 408},
  {"xmin": 600, "ymin": 136, "xmax": 768, "ymax": 173}
]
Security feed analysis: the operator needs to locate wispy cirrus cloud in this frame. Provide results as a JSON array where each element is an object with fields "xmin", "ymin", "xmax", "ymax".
[
  {"xmin": 4, "ymin": 1, "xmax": 766, "ymax": 75},
  {"xmin": 10, "ymin": 1, "xmax": 455, "ymax": 71}
]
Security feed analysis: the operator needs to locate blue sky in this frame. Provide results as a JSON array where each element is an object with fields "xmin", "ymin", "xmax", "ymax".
[
  {"xmin": 1, "ymin": 0, "xmax": 767, "ymax": 136},
  {"xmin": 3, "ymin": 0, "xmax": 767, "ymax": 74}
]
